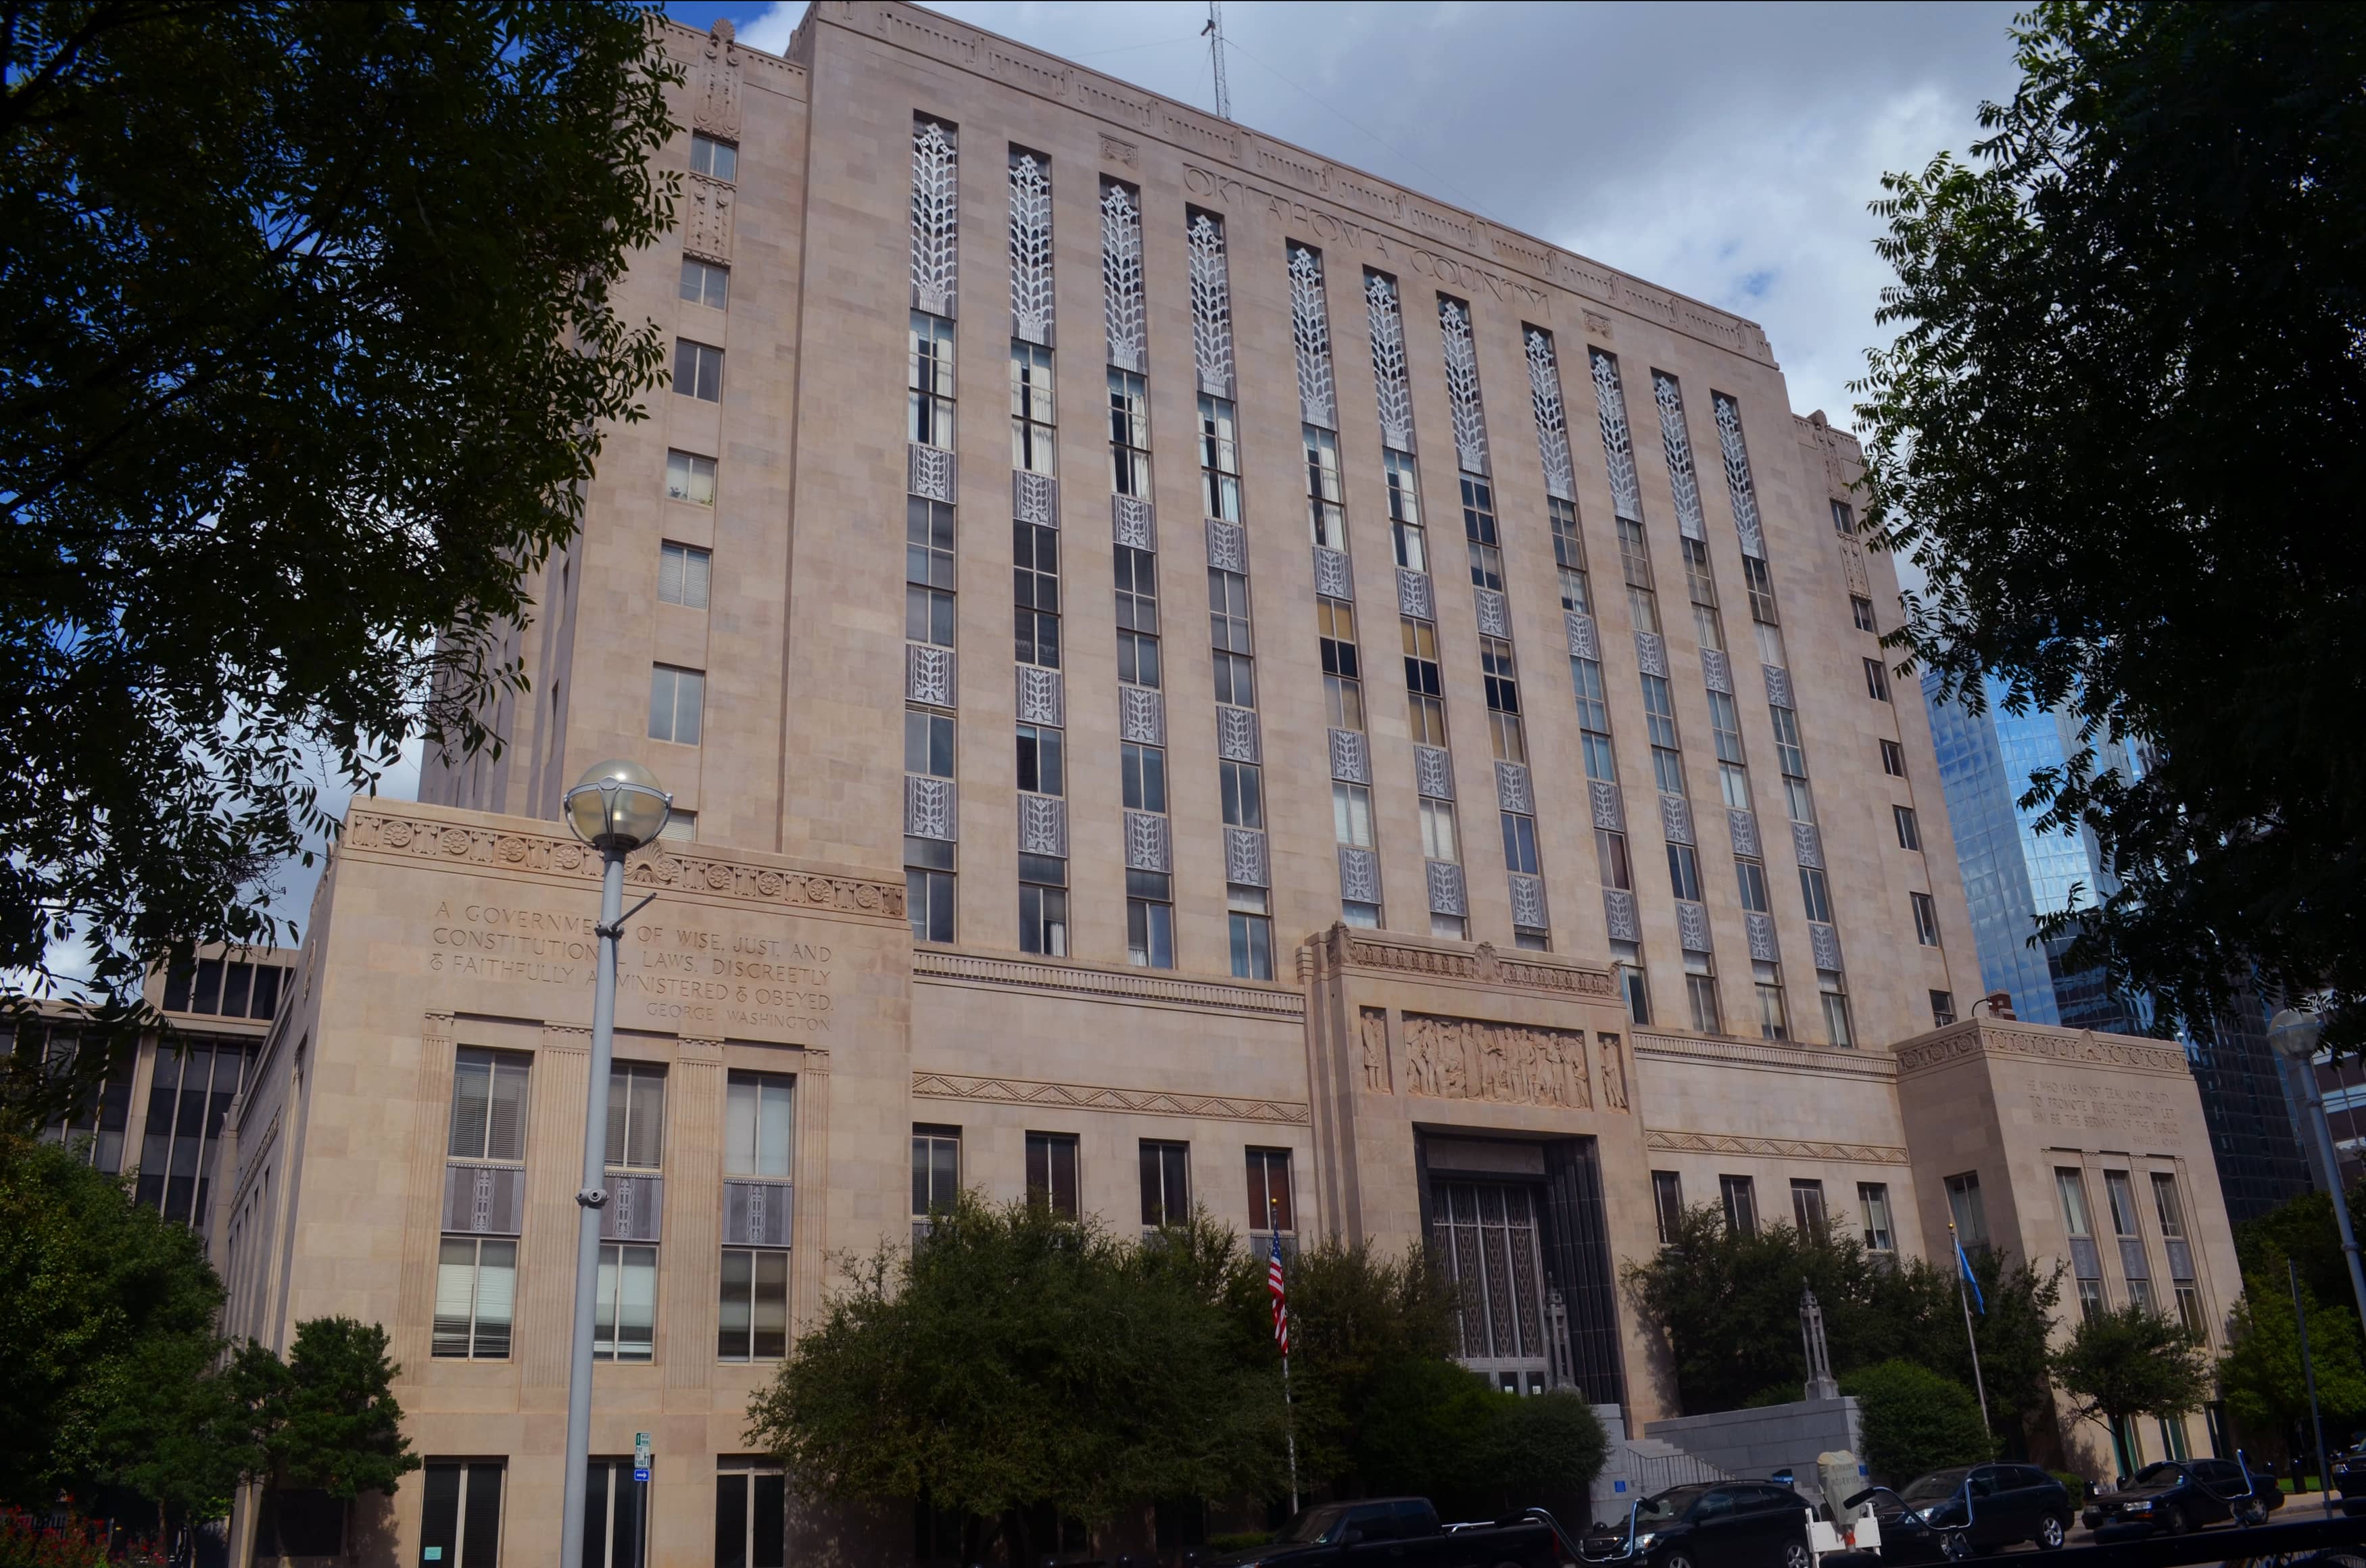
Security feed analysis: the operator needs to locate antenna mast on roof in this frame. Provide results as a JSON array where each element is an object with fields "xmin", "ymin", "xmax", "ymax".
[{"xmin": 1202, "ymin": 1, "xmax": 1232, "ymax": 121}]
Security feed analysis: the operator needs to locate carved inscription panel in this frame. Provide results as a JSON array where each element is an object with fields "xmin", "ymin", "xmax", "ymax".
[
  {"xmin": 2019, "ymin": 1073, "xmax": 2184, "ymax": 1144},
  {"xmin": 1401, "ymin": 1014, "xmax": 1598, "ymax": 1110}
]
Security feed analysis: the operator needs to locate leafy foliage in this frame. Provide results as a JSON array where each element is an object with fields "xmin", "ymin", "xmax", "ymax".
[
  {"xmin": 2234, "ymin": 1181, "xmax": 2366, "ymax": 1310},
  {"xmin": 216, "ymin": 1317, "xmax": 420, "ymax": 1500},
  {"xmin": 0, "ymin": 1133, "xmax": 223, "ymax": 1509},
  {"xmin": 2051, "ymin": 1304, "xmax": 2215, "ymax": 1447},
  {"xmin": 0, "ymin": 1, "xmax": 681, "ymax": 1093},
  {"xmin": 1622, "ymin": 1204, "xmax": 2060, "ymax": 1438},
  {"xmin": 745, "ymin": 1199, "xmax": 1284, "ymax": 1558},
  {"xmin": 1277, "ymin": 1234, "xmax": 1462, "ymax": 1487},
  {"xmin": 2218, "ymin": 1267, "xmax": 2366, "ymax": 1441},
  {"xmin": 1839, "ymin": 1360, "xmax": 1994, "ymax": 1486},
  {"xmin": 1854, "ymin": 1, "xmax": 2366, "ymax": 1048}
]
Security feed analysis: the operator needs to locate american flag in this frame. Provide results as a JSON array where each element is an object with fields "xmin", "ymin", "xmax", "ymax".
[{"xmin": 1268, "ymin": 1235, "xmax": 1290, "ymax": 1355}]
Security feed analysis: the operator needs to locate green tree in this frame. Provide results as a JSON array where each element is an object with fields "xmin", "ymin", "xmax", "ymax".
[
  {"xmin": 1868, "ymin": 1246, "xmax": 2064, "ymax": 1448},
  {"xmin": 2234, "ymin": 1183, "xmax": 2366, "ymax": 1311},
  {"xmin": 216, "ymin": 1317, "xmax": 420, "ymax": 1501},
  {"xmin": 0, "ymin": 1132, "xmax": 224, "ymax": 1510},
  {"xmin": 1854, "ymin": 2, "xmax": 2366, "ymax": 1048},
  {"xmin": 2219, "ymin": 1269, "xmax": 2366, "ymax": 1452},
  {"xmin": 744, "ymin": 1199, "xmax": 1282, "ymax": 1563},
  {"xmin": 1279, "ymin": 1235, "xmax": 1462, "ymax": 1488},
  {"xmin": 0, "ymin": 2, "xmax": 681, "ymax": 1098},
  {"xmin": 1839, "ymin": 1361, "xmax": 1994, "ymax": 1486},
  {"xmin": 2052, "ymin": 1306, "xmax": 2215, "ymax": 1473}
]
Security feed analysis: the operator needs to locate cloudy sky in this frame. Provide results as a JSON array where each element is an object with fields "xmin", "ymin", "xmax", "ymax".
[{"xmin": 676, "ymin": 0, "xmax": 2026, "ymax": 430}]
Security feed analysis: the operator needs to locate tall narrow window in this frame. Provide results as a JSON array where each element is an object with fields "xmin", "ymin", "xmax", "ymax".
[
  {"xmin": 1720, "ymin": 1175, "xmax": 1758, "ymax": 1238},
  {"xmin": 420, "ymin": 1461, "xmax": 506, "ymax": 1568},
  {"xmin": 1462, "ymin": 475, "xmax": 1503, "ymax": 591},
  {"xmin": 1109, "ymin": 370, "xmax": 1151, "ymax": 496},
  {"xmin": 1139, "ymin": 1140, "xmax": 1190, "ymax": 1228},
  {"xmin": 449, "ymin": 1049, "xmax": 530, "ymax": 1162},
  {"xmin": 433, "ymin": 1238, "xmax": 517, "ymax": 1359},
  {"xmin": 648, "ymin": 665, "xmax": 705, "ymax": 745},
  {"xmin": 1641, "ymin": 675, "xmax": 1683, "ymax": 794},
  {"xmin": 1684, "ymin": 951, "xmax": 1721, "ymax": 1035},
  {"xmin": 1009, "ymin": 341, "xmax": 1055, "ymax": 474},
  {"xmin": 1305, "ymin": 425, "xmax": 1346, "ymax": 549},
  {"xmin": 1862, "ymin": 657, "xmax": 1892, "ymax": 702},
  {"xmin": 660, "ymin": 541, "xmax": 714, "ymax": 608},
  {"xmin": 1013, "ymin": 520, "xmax": 1061, "ymax": 668},
  {"xmin": 1402, "ymin": 618, "xmax": 1447, "ymax": 745},
  {"xmin": 1209, "ymin": 568, "xmax": 1255, "ymax": 706},
  {"xmin": 1880, "ymin": 739, "xmax": 1906, "ymax": 777},
  {"xmin": 1229, "ymin": 885, "xmax": 1273, "ymax": 981},
  {"xmin": 912, "ymin": 1126, "xmax": 960, "ymax": 1225},
  {"xmin": 907, "ymin": 313, "xmax": 954, "ymax": 445},
  {"xmin": 1025, "ymin": 1131, "xmax": 1080, "ymax": 1218},
  {"xmin": 1549, "ymin": 497, "xmax": 1591, "ymax": 614},
  {"xmin": 1571, "ymin": 655, "xmax": 1616, "ymax": 781},
  {"xmin": 1945, "ymin": 1171, "xmax": 1989, "ymax": 1246},
  {"xmin": 1246, "ymin": 1148, "xmax": 1295, "ymax": 1241},
  {"xmin": 1126, "ymin": 871, "xmax": 1174, "ymax": 969},
  {"xmin": 604, "ymin": 1063, "xmax": 665, "ymax": 1171},
  {"xmin": 1318, "ymin": 597, "xmax": 1363, "ymax": 728},
  {"xmin": 1754, "ymin": 960, "xmax": 1789, "ymax": 1042},
  {"xmin": 1931, "ymin": 989, "xmax": 1958, "ymax": 1027},
  {"xmin": 1384, "ymin": 450, "xmax": 1426, "ymax": 571},
  {"xmin": 690, "ymin": 131, "xmax": 738, "ymax": 182},
  {"xmin": 1858, "ymin": 1183, "xmax": 1894, "ymax": 1253},
  {"xmin": 1652, "ymin": 1171, "xmax": 1685, "ymax": 1244},
  {"xmin": 1910, "ymin": 891, "xmax": 1942, "ymax": 946},
  {"xmin": 1114, "ymin": 545, "xmax": 1161, "ymax": 687},
  {"xmin": 675, "ymin": 339, "xmax": 723, "ymax": 402},
  {"xmin": 1790, "ymin": 1179, "xmax": 1829, "ymax": 1242},
  {"xmin": 717, "ymin": 1250, "xmax": 788, "ymax": 1361},
  {"xmin": 906, "ymin": 837, "xmax": 955, "ymax": 944},
  {"xmin": 1818, "ymin": 971, "xmax": 1855, "ymax": 1048},
  {"xmin": 1893, "ymin": 805, "xmax": 1922, "ymax": 851},
  {"xmin": 1851, "ymin": 595, "xmax": 1877, "ymax": 633},
  {"xmin": 1121, "ymin": 742, "xmax": 1167, "ymax": 812},
  {"xmin": 1480, "ymin": 637, "xmax": 1524, "ymax": 763},
  {"xmin": 1199, "ymin": 395, "xmax": 1242, "ymax": 522},
  {"xmin": 725, "ymin": 1072, "xmax": 794, "ymax": 1179},
  {"xmin": 593, "ymin": 1243, "xmax": 656, "ymax": 1361},
  {"xmin": 1613, "ymin": 939, "xmax": 1651, "ymax": 1025},
  {"xmin": 714, "ymin": 1462, "xmax": 786, "ymax": 1568}
]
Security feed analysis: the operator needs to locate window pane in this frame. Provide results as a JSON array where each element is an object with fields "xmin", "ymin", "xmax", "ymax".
[
  {"xmin": 753, "ymin": 1252, "xmax": 790, "ymax": 1358},
  {"xmin": 434, "ymin": 1238, "xmax": 479, "ymax": 1357},
  {"xmin": 487, "ymin": 1057, "xmax": 527, "ymax": 1162},
  {"xmin": 450, "ymin": 1052, "xmax": 491, "ymax": 1159},
  {"xmin": 719, "ymin": 1250, "xmax": 753, "ymax": 1358},
  {"xmin": 475, "ymin": 1240, "xmax": 516, "ymax": 1358}
]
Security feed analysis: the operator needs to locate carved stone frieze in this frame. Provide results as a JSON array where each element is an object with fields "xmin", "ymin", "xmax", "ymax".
[
  {"xmin": 1894, "ymin": 1020, "xmax": 2193, "ymax": 1078},
  {"xmin": 1359, "ymin": 1007, "xmax": 1392, "ymax": 1093},
  {"xmin": 1644, "ymin": 1127, "xmax": 1908, "ymax": 1167},
  {"xmin": 914, "ymin": 1071, "xmax": 1308, "ymax": 1125},
  {"xmin": 1328, "ymin": 928, "xmax": 1616, "ymax": 998},
  {"xmin": 1403, "ymin": 1013, "xmax": 1593, "ymax": 1109}
]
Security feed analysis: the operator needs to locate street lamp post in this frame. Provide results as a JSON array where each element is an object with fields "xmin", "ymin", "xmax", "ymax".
[
  {"xmin": 2269, "ymin": 1008, "xmax": 2366, "ymax": 1341},
  {"xmin": 558, "ymin": 760, "xmax": 672, "ymax": 1568}
]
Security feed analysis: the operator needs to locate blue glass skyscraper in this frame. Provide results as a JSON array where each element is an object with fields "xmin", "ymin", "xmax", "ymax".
[{"xmin": 1923, "ymin": 672, "xmax": 2309, "ymax": 1221}]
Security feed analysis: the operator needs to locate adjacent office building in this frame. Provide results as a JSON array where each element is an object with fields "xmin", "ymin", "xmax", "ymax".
[
  {"xmin": 179, "ymin": 6, "xmax": 2254, "ymax": 1561},
  {"xmin": 1922, "ymin": 676, "xmax": 2310, "ymax": 1221}
]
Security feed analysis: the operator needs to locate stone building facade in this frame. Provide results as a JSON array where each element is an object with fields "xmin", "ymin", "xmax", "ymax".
[{"xmin": 208, "ymin": 5, "xmax": 2244, "ymax": 1562}]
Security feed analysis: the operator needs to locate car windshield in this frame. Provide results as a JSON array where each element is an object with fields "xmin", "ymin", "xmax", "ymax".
[
  {"xmin": 1276, "ymin": 1506, "xmax": 1348, "ymax": 1544},
  {"xmin": 1635, "ymin": 1487, "xmax": 1709, "ymax": 1527},
  {"xmin": 1902, "ymin": 1469, "xmax": 1970, "ymax": 1504},
  {"xmin": 2135, "ymin": 1464, "xmax": 2187, "ymax": 1487}
]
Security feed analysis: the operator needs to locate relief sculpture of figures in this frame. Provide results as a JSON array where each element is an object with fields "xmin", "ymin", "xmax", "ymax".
[
  {"xmin": 1402, "ymin": 1015, "xmax": 1593, "ymax": 1107},
  {"xmin": 1359, "ymin": 1007, "xmax": 1391, "ymax": 1092},
  {"xmin": 1599, "ymin": 1031, "xmax": 1629, "ymax": 1110}
]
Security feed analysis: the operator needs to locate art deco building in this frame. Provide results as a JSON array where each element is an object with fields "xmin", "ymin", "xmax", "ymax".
[{"xmin": 208, "ymin": 5, "xmax": 2245, "ymax": 1561}]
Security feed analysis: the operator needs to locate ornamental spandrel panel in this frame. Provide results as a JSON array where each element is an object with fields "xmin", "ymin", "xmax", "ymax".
[
  {"xmin": 1328, "ymin": 728, "xmax": 1370, "ymax": 785},
  {"xmin": 2165, "ymin": 1238, "xmax": 2195, "ymax": 1281},
  {"xmin": 904, "ymin": 776, "xmax": 957, "ymax": 841},
  {"xmin": 1216, "ymin": 704, "xmax": 1261, "ymax": 764},
  {"xmin": 1699, "ymin": 647, "xmax": 1732, "ymax": 695},
  {"xmin": 1225, "ymin": 827, "xmax": 1270, "ymax": 889},
  {"xmin": 1113, "ymin": 494, "xmax": 1156, "ymax": 549},
  {"xmin": 1590, "ymin": 780, "xmax": 1624, "ymax": 831},
  {"xmin": 1474, "ymin": 587, "xmax": 1510, "ymax": 638},
  {"xmin": 1124, "ymin": 811, "xmax": 1171, "ymax": 873},
  {"xmin": 722, "ymin": 1179, "xmax": 793, "ymax": 1248},
  {"xmin": 1635, "ymin": 631, "xmax": 1668, "ymax": 679},
  {"xmin": 1603, "ymin": 888, "xmax": 1641, "ymax": 943},
  {"xmin": 684, "ymin": 174, "xmax": 735, "ymax": 262},
  {"xmin": 1397, "ymin": 568, "xmax": 1434, "ymax": 621},
  {"xmin": 2068, "ymin": 1236, "xmax": 2103, "ymax": 1281},
  {"xmin": 1566, "ymin": 612, "xmax": 1599, "ymax": 661},
  {"xmin": 443, "ymin": 1162, "xmax": 525, "ymax": 1236},
  {"xmin": 1764, "ymin": 664, "xmax": 1794, "ymax": 709},
  {"xmin": 1119, "ymin": 685, "xmax": 1164, "ymax": 745},
  {"xmin": 1675, "ymin": 900, "xmax": 1712, "ymax": 954},
  {"xmin": 906, "ymin": 644, "xmax": 955, "ymax": 708},
  {"xmin": 1013, "ymin": 470, "xmax": 1059, "ymax": 528},
  {"xmin": 601, "ymin": 1174, "xmax": 664, "ymax": 1243},
  {"xmin": 1744, "ymin": 911, "xmax": 1781, "ymax": 962},
  {"xmin": 2119, "ymin": 1238, "xmax": 2150, "ymax": 1282},
  {"xmin": 1495, "ymin": 760, "xmax": 1534, "ymax": 816},
  {"xmin": 1018, "ymin": 793, "xmax": 1067, "ymax": 858},
  {"xmin": 1727, "ymin": 808, "xmax": 1760, "ymax": 859},
  {"xmin": 1507, "ymin": 873, "xmax": 1547, "ymax": 931},
  {"xmin": 1205, "ymin": 519, "xmax": 1246, "ymax": 572},
  {"xmin": 908, "ymin": 443, "xmax": 955, "ymax": 503},
  {"xmin": 1015, "ymin": 664, "xmax": 1063, "ymax": 727},
  {"xmin": 1791, "ymin": 820, "xmax": 1824, "ymax": 871},
  {"xmin": 1415, "ymin": 745, "xmax": 1454, "ymax": 801},
  {"xmin": 1313, "ymin": 546, "xmax": 1352, "ymax": 599},
  {"xmin": 1338, "ymin": 846, "xmax": 1380, "ymax": 905},
  {"xmin": 1426, "ymin": 860, "xmax": 1467, "ymax": 917},
  {"xmin": 1659, "ymin": 793, "xmax": 1693, "ymax": 846},
  {"xmin": 1808, "ymin": 921, "xmax": 1843, "ymax": 973}
]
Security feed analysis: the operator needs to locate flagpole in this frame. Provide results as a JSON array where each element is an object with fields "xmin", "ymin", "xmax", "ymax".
[
  {"xmin": 1268, "ymin": 1198, "xmax": 1300, "ymax": 1515},
  {"xmin": 1282, "ymin": 1348, "xmax": 1300, "ymax": 1515},
  {"xmin": 1952, "ymin": 1222, "xmax": 1992, "ymax": 1436}
]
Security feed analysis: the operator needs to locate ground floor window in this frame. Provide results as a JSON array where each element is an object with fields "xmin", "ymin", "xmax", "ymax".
[
  {"xmin": 1429, "ymin": 1179, "xmax": 1551, "ymax": 1392},
  {"xmin": 585, "ymin": 1458, "xmax": 646, "ymax": 1568},
  {"xmin": 715, "ymin": 1461, "xmax": 786, "ymax": 1568},
  {"xmin": 420, "ymin": 1460, "xmax": 504, "ymax": 1568},
  {"xmin": 433, "ymin": 1238, "xmax": 516, "ymax": 1359}
]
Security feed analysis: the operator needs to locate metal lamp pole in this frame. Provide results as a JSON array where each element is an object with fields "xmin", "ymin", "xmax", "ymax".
[{"xmin": 558, "ymin": 762, "xmax": 671, "ymax": 1568}]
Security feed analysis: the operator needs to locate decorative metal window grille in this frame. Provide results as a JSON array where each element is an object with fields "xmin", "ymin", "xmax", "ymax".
[
  {"xmin": 1015, "ymin": 664, "xmax": 1063, "ymax": 726},
  {"xmin": 1712, "ymin": 392, "xmax": 1768, "ymax": 560},
  {"xmin": 1508, "ymin": 872, "xmax": 1547, "ymax": 931},
  {"xmin": 1205, "ymin": 519, "xmax": 1246, "ymax": 572},
  {"xmin": 1366, "ymin": 272, "xmax": 1414, "ymax": 452},
  {"xmin": 1338, "ymin": 846, "xmax": 1381, "ymax": 905},
  {"xmin": 1651, "ymin": 372, "xmax": 1707, "ymax": 540},
  {"xmin": 1313, "ymin": 546, "xmax": 1352, "ymax": 599},
  {"xmin": 602, "ymin": 1174, "xmax": 664, "ymax": 1243},
  {"xmin": 1674, "ymin": 900, "xmax": 1713, "ymax": 954},
  {"xmin": 1495, "ymin": 760, "xmax": 1535, "ymax": 816},
  {"xmin": 1524, "ymin": 329, "xmax": 1575, "ymax": 501},
  {"xmin": 1013, "ymin": 470, "xmax": 1057, "ymax": 528},
  {"xmin": 1634, "ymin": 631, "xmax": 1668, "ymax": 679},
  {"xmin": 1474, "ymin": 587, "xmax": 1509, "ymax": 638},
  {"xmin": 1588, "ymin": 349, "xmax": 1642, "ymax": 522},
  {"xmin": 1329, "ymin": 728, "xmax": 1371, "ymax": 785},
  {"xmin": 1187, "ymin": 213, "xmax": 1234, "ymax": 396},
  {"xmin": 1009, "ymin": 152, "xmax": 1053, "ymax": 345},
  {"xmin": 1397, "ymin": 568, "xmax": 1433, "ymax": 621},
  {"xmin": 1415, "ymin": 745, "xmax": 1454, "ymax": 801},
  {"xmin": 1745, "ymin": 911, "xmax": 1781, "ymax": 962},
  {"xmin": 1763, "ymin": 664, "xmax": 1794, "ymax": 709},
  {"xmin": 1125, "ymin": 810, "xmax": 1172, "ymax": 873},
  {"xmin": 1791, "ymin": 819, "xmax": 1825, "ymax": 871},
  {"xmin": 1216, "ymin": 704, "xmax": 1261, "ymax": 764},
  {"xmin": 1699, "ymin": 647, "xmax": 1733, "ymax": 694},
  {"xmin": 1660, "ymin": 793, "xmax": 1694, "ymax": 846},
  {"xmin": 1102, "ymin": 183, "xmax": 1146, "ymax": 372},
  {"xmin": 1566, "ymin": 611, "xmax": 1599, "ymax": 661},
  {"xmin": 1437, "ymin": 297, "xmax": 1489, "ymax": 474},
  {"xmin": 1118, "ymin": 685, "xmax": 1165, "ymax": 745},
  {"xmin": 1018, "ymin": 793, "xmax": 1067, "ymax": 857},
  {"xmin": 1728, "ymin": 806, "xmax": 1761, "ymax": 859},
  {"xmin": 1288, "ymin": 245, "xmax": 1336, "ymax": 428},
  {"xmin": 1426, "ymin": 860, "xmax": 1468, "ymax": 917},
  {"xmin": 1589, "ymin": 780, "xmax": 1624, "ymax": 831},
  {"xmin": 1603, "ymin": 888, "xmax": 1641, "ymax": 943},
  {"xmin": 906, "ymin": 644, "xmax": 954, "ymax": 707},
  {"xmin": 1226, "ymin": 827, "xmax": 1271, "ymax": 888},
  {"xmin": 722, "ymin": 1179, "xmax": 793, "ymax": 1248},
  {"xmin": 1809, "ymin": 921, "xmax": 1843, "ymax": 973},
  {"xmin": 908, "ymin": 443, "xmax": 955, "ymax": 501},
  {"xmin": 1112, "ymin": 494, "xmax": 1155, "ymax": 550},
  {"xmin": 904, "ymin": 775, "xmax": 955, "ymax": 840},
  {"xmin": 910, "ymin": 119, "xmax": 958, "ymax": 316}
]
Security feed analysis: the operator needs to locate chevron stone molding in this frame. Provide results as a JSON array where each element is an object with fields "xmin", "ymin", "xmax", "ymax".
[
  {"xmin": 1643, "ymin": 1127, "xmax": 1908, "ymax": 1167},
  {"xmin": 913, "ymin": 1071, "xmax": 1310, "ymax": 1125}
]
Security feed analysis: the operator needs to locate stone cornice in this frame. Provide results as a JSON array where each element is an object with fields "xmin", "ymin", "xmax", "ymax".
[
  {"xmin": 1893, "ymin": 1019, "xmax": 2193, "ymax": 1079},
  {"xmin": 1634, "ymin": 1029, "xmax": 1898, "ymax": 1082},
  {"xmin": 342, "ymin": 808, "xmax": 907, "ymax": 925},
  {"xmin": 914, "ymin": 1070, "xmax": 1309, "ymax": 1126},
  {"xmin": 1644, "ymin": 1127, "xmax": 1910, "ymax": 1167},
  {"xmin": 911, "ymin": 946, "xmax": 1305, "ymax": 1017},
  {"xmin": 1317, "ymin": 925, "xmax": 1619, "ymax": 1002}
]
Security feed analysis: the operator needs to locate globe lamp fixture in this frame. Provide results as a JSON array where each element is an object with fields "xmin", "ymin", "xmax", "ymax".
[{"xmin": 563, "ymin": 758, "xmax": 671, "ymax": 852}]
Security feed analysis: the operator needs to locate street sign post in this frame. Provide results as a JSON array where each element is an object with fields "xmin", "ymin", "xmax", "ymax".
[{"xmin": 633, "ymin": 1431, "xmax": 652, "ymax": 1485}]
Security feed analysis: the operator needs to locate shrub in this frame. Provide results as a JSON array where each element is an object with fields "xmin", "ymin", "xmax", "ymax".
[{"xmin": 1839, "ymin": 1360, "xmax": 1993, "ymax": 1486}]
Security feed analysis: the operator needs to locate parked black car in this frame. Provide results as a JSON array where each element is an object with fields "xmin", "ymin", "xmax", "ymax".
[
  {"xmin": 2333, "ymin": 1447, "xmax": 2366, "ymax": 1515},
  {"xmin": 1850, "ymin": 1464, "xmax": 2075, "ymax": 1559},
  {"xmin": 1577, "ymin": 1481, "xmax": 1812, "ymax": 1568},
  {"xmin": 2080, "ymin": 1457, "xmax": 2279, "ymax": 1535},
  {"xmin": 1200, "ymin": 1497, "xmax": 1566, "ymax": 1567}
]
